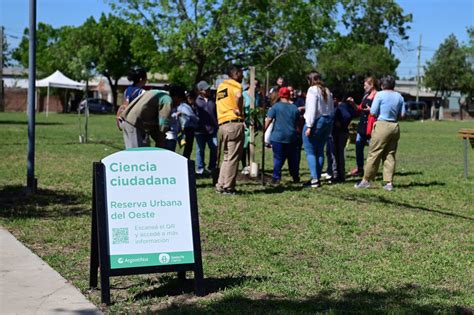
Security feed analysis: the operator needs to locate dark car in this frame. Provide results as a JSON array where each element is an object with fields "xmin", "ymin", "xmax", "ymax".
[
  {"xmin": 405, "ymin": 101, "xmax": 427, "ymax": 120},
  {"xmin": 78, "ymin": 98, "xmax": 114, "ymax": 114}
]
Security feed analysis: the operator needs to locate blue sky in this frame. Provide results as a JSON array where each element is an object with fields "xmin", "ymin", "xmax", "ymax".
[{"xmin": 2, "ymin": 0, "xmax": 473, "ymax": 78}]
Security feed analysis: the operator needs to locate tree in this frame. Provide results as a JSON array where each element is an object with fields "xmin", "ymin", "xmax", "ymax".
[
  {"xmin": 12, "ymin": 15, "xmax": 157, "ymax": 108},
  {"xmin": 108, "ymin": 0, "xmax": 340, "ymax": 87},
  {"xmin": 341, "ymin": 0, "xmax": 412, "ymax": 48},
  {"xmin": 317, "ymin": 36, "xmax": 399, "ymax": 98},
  {"xmin": 459, "ymin": 27, "xmax": 474, "ymax": 97},
  {"xmin": 12, "ymin": 23, "xmax": 71, "ymax": 78},
  {"xmin": 1, "ymin": 26, "xmax": 11, "ymax": 68},
  {"xmin": 424, "ymin": 34, "xmax": 472, "ymax": 97},
  {"xmin": 77, "ymin": 14, "xmax": 158, "ymax": 108}
]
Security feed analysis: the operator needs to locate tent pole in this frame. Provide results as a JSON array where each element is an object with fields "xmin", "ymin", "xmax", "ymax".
[{"xmin": 46, "ymin": 84, "xmax": 50, "ymax": 117}]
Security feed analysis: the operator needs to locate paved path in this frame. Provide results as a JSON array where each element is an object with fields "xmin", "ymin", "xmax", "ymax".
[{"xmin": 0, "ymin": 227, "xmax": 102, "ymax": 315}]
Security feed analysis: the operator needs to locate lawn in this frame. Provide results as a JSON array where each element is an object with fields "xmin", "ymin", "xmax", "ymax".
[{"xmin": 0, "ymin": 112, "xmax": 473, "ymax": 314}]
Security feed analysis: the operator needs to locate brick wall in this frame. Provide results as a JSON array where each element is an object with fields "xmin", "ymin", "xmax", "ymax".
[{"xmin": 4, "ymin": 88, "xmax": 65, "ymax": 112}]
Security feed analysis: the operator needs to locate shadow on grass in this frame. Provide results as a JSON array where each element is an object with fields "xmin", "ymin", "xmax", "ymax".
[
  {"xmin": 0, "ymin": 185, "xmax": 90, "ymax": 218},
  {"xmin": 0, "ymin": 120, "xmax": 65, "ymax": 126},
  {"xmin": 395, "ymin": 170, "xmax": 424, "ymax": 177},
  {"xmin": 132, "ymin": 275, "xmax": 267, "ymax": 301},
  {"xmin": 63, "ymin": 140, "xmax": 124, "ymax": 151},
  {"xmin": 395, "ymin": 180, "xmax": 445, "ymax": 188},
  {"xmin": 326, "ymin": 189, "xmax": 473, "ymax": 221},
  {"xmin": 143, "ymin": 283, "xmax": 471, "ymax": 314}
]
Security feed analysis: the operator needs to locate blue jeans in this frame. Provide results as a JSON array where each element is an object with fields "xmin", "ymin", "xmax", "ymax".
[
  {"xmin": 271, "ymin": 141, "xmax": 300, "ymax": 181},
  {"xmin": 195, "ymin": 132, "xmax": 218, "ymax": 171},
  {"xmin": 303, "ymin": 116, "xmax": 333, "ymax": 180},
  {"xmin": 356, "ymin": 133, "xmax": 370, "ymax": 170}
]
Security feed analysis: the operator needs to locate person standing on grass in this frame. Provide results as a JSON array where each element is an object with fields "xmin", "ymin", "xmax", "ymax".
[
  {"xmin": 265, "ymin": 87, "xmax": 301, "ymax": 184},
  {"xmin": 268, "ymin": 76, "xmax": 285, "ymax": 106},
  {"xmin": 164, "ymin": 105, "xmax": 180, "ymax": 152},
  {"xmin": 215, "ymin": 64, "xmax": 245, "ymax": 195},
  {"xmin": 120, "ymin": 88, "xmax": 177, "ymax": 149},
  {"xmin": 355, "ymin": 75, "xmax": 405, "ymax": 191},
  {"xmin": 117, "ymin": 67, "xmax": 147, "ymax": 130},
  {"xmin": 331, "ymin": 90, "xmax": 357, "ymax": 183},
  {"xmin": 302, "ymin": 71, "xmax": 334, "ymax": 188},
  {"xmin": 177, "ymin": 90, "xmax": 199, "ymax": 159},
  {"xmin": 347, "ymin": 76, "xmax": 378, "ymax": 177},
  {"xmin": 195, "ymin": 80, "xmax": 218, "ymax": 175}
]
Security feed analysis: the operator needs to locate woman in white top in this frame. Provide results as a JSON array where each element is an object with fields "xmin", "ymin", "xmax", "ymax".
[{"xmin": 302, "ymin": 71, "xmax": 334, "ymax": 188}]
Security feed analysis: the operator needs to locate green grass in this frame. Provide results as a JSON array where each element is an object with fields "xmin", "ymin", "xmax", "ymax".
[{"xmin": 0, "ymin": 112, "xmax": 473, "ymax": 314}]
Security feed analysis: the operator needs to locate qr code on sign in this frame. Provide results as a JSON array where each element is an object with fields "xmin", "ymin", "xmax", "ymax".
[{"xmin": 112, "ymin": 228, "xmax": 129, "ymax": 244}]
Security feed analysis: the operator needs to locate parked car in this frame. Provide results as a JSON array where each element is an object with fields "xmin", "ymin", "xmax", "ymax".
[
  {"xmin": 405, "ymin": 101, "xmax": 427, "ymax": 120},
  {"xmin": 78, "ymin": 98, "xmax": 114, "ymax": 114}
]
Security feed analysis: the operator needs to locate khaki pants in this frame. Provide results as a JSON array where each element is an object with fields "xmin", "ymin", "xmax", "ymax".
[
  {"xmin": 216, "ymin": 122, "xmax": 244, "ymax": 190},
  {"xmin": 363, "ymin": 121, "xmax": 400, "ymax": 182}
]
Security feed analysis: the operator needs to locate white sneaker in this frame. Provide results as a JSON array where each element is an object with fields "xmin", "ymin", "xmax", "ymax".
[
  {"xmin": 321, "ymin": 173, "xmax": 332, "ymax": 180},
  {"xmin": 354, "ymin": 181, "xmax": 370, "ymax": 189},
  {"xmin": 241, "ymin": 166, "xmax": 250, "ymax": 175},
  {"xmin": 196, "ymin": 169, "xmax": 204, "ymax": 175},
  {"xmin": 383, "ymin": 183, "xmax": 393, "ymax": 191}
]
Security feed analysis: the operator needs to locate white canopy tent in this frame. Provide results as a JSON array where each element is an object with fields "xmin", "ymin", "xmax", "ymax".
[{"xmin": 36, "ymin": 70, "xmax": 85, "ymax": 116}]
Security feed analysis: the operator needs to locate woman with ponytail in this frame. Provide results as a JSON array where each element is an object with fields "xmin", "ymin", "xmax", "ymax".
[{"xmin": 302, "ymin": 71, "xmax": 334, "ymax": 188}]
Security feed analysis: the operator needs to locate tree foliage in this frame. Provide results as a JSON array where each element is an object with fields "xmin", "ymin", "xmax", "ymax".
[
  {"xmin": 12, "ymin": 15, "xmax": 156, "ymax": 107},
  {"xmin": 424, "ymin": 34, "xmax": 473, "ymax": 97},
  {"xmin": 1, "ymin": 26, "xmax": 12, "ymax": 67},
  {"xmin": 317, "ymin": 36, "xmax": 399, "ymax": 99},
  {"xmin": 12, "ymin": 23, "xmax": 70, "ymax": 77},
  {"xmin": 459, "ymin": 27, "xmax": 474, "ymax": 97},
  {"xmin": 341, "ymin": 0, "xmax": 412, "ymax": 47},
  {"xmin": 11, "ymin": 0, "xmax": 413, "ymax": 99},
  {"xmin": 108, "ymin": 0, "xmax": 339, "ymax": 87}
]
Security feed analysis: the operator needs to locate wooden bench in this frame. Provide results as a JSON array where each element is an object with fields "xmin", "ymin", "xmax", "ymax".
[{"xmin": 458, "ymin": 129, "xmax": 474, "ymax": 179}]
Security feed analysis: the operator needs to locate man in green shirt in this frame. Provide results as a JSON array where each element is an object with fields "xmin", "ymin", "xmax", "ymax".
[{"xmin": 120, "ymin": 86, "xmax": 183, "ymax": 148}]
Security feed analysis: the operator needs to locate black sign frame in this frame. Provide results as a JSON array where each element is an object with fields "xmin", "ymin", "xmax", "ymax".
[{"xmin": 89, "ymin": 160, "xmax": 205, "ymax": 305}]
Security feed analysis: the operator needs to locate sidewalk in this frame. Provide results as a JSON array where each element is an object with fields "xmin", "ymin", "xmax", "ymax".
[{"xmin": 0, "ymin": 227, "xmax": 102, "ymax": 315}]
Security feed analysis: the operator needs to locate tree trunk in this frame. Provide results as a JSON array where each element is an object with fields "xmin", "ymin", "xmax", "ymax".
[
  {"xmin": 105, "ymin": 75, "xmax": 119, "ymax": 111},
  {"xmin": 195, "ymin": 59, "xmax": 205, "ymax": 85}
]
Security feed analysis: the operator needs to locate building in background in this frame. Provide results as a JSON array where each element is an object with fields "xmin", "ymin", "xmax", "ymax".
[{"xmin": 1, "ymin": 68, "xmax": 169, "ymax": 113}]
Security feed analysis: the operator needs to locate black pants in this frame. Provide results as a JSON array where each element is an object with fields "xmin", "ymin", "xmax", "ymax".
[
  {"xmin": 183, "ymin": 128, "xmax": 195, "ymax": 159},
  {"xmin": 333, "ymin": 131, "xmax": 349, "ymax": 181}
]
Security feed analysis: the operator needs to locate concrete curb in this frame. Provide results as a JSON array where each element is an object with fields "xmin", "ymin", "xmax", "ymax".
[{"xmin": 0, "ymin": 227, "xmax": 102, "ymax": 315}]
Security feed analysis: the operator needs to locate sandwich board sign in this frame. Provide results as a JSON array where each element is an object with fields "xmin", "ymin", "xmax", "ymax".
[{"xmin": 89, "ymin": 148, "xmax": 204, "ymax": 304}]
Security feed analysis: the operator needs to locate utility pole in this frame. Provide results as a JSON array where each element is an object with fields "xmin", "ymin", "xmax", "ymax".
[
  {"xmin": 416, "ymin": 34, "xmax": 423, "ymax": 121},
  {"xmin": 416, "ymin": 34, "xmax": 422, "ymax": 103},
  {"xmin": 26, "ymin": 0, "xmax": 37, "ymax": 193},
  {"xmin": 1, "ymin": 26, "xmax": 4, "ymax": 112}
]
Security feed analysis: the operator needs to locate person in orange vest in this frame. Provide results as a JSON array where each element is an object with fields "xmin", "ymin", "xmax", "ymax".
[{"xmin": 215, "ymin": 65, "xmax": 244, "ymax": 195}]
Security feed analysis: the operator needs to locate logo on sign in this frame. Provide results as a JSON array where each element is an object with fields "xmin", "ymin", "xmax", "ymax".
[
  {"xmin": 118, "ymin": 258, "xmax": 124, "ymax": 264},
  {"xmin": 158, "ymin": 253, "xmax": 171, "ymax": 264}
]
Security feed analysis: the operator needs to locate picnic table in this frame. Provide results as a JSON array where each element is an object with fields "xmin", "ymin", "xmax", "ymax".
[{"xmin": 458, "ymin": 128, "xmax": 474, "ymax": 179}]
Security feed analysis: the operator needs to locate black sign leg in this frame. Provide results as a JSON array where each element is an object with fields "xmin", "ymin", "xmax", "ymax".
[
  {"xmin": 94, "ymin": 162, "xmax": 112, "ymax": 305},
  {"xmin": 177, "ymin": 271, "xmax": 186, "ymax": 280},
  {"xmin": 89, "ymin": 209, "xmax": 99, "ymax": 288},
  {"xmin": 188, "ymin": 160, "xmax": 206, "ymax": 296},
  {"xmin": 89, "ymin": 165, "xmax": 99, "ymax": 288},
  {"xmin": 194, "ymin": 260, "xmax": 205, "ymax": 296},
  {"xmin": 100, "ymin": 272, "xmax": 111, "ymax": 305}
]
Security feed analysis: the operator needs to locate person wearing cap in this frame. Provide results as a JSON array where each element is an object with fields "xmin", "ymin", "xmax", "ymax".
[
  {"xmin": 195, "ymin": 80, "xmax": 218, "ymax": 175},
  {"xmin": 120, "ymin": 87, "xmax": 179, "ymax": 148},
  {"xmin": 264, "ymin": 87, "xmax": 301, "ymax": 184},
  {"xmin": 215, "ymin": 65, "xmax": 244, "ymax": 194}
]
